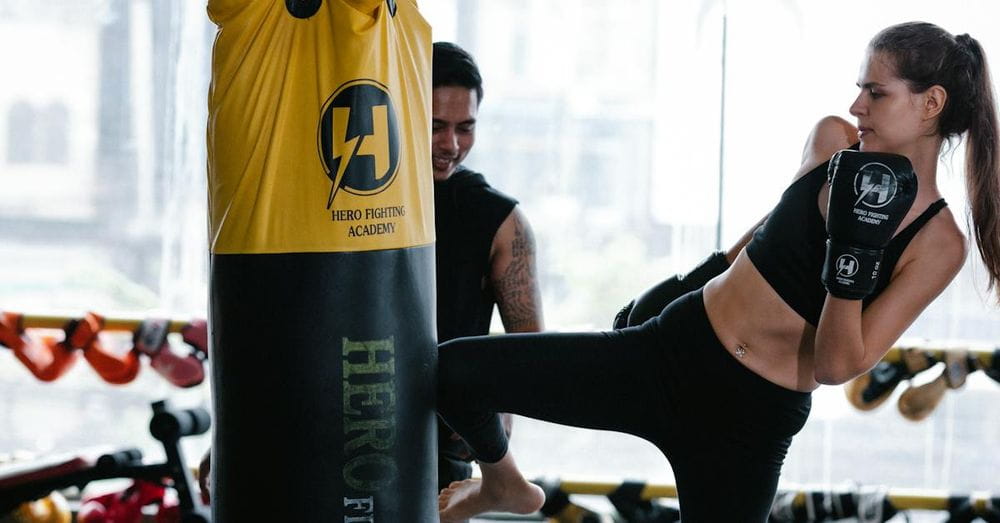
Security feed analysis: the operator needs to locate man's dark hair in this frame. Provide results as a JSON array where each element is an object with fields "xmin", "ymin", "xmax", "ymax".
[{"xmin": 433, "ymin": 42, "xmax": 483, "ymax": 104}]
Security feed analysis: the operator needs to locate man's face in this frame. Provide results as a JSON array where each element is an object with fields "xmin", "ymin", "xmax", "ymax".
[{"xmin": 432, "ymin": 86, "xmax": 478, "ymax": 181}]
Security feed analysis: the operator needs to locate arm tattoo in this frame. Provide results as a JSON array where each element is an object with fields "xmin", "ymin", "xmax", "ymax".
[{"xmin": 495, "ymin": 215, "xmax": 542, "ymax": 332}]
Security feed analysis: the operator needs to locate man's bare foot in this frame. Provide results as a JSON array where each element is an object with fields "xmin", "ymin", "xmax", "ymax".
[{"xmin": 438, "ymin": 454, "xmax": 544, "ymax": 522}]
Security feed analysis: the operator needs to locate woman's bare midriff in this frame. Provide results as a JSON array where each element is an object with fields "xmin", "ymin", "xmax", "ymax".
[{"xmin": 702, "ymin": 250, "xmax": 821, "ymax": 392}]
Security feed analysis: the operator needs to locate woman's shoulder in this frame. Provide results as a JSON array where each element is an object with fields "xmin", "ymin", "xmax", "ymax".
[
  {"xmin": 925, "ymin": 204, "xmax": 968, "ymax": 255},
  {"xmin": 807, "ymin": 116, "xmax": 857, "ymax": 156},
  {"xmin": 793, "ymin": 116, "xmax": 858, "ymax": 180},
  {"xmin": 904, "ymin": 203, "xmax": 968, "ymax": 277}
]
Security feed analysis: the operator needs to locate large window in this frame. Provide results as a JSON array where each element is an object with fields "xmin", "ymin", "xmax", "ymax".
[
  {"xmin": 424, "ymin": 0, "xmax": 1000, "ymax": 498},
  {"xmin": 1, "ymin": 0, "xmax": 998, "ymax": 511},
  {"xmin": 6, "ymin": 101, "xmax": 69, "ymax": 164},
  {"xmin": 0, "ymin": 0, "xmax": 213, "ymax": 468}
]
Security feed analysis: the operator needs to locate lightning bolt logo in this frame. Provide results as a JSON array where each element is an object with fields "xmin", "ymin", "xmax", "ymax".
[
  {"xmin": 853, "ymin": 164, "xmax": 896, "ymax": 208},
  {"xmin": 328, "ymin": 107, "xmax": 362, "ymax": 208},
  {"xmin": 854, "ymin": 178, "xmax": 878, "ymax": 207},
  {"xmin": 836, "ymin": 254, "xmax": 859, "ymax": 277},
  {"xmin": 319, "ymin": 79, "xmax": 400, "ymax": 209}
]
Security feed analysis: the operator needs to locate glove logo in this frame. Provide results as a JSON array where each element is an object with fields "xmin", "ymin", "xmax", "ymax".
[
  {"xmin": 853, "ymin": 163, "xmax": 898, "ymax": 209},
  {"xmin": 836, "ymin": 254, "xmax": 859, "ymax": 278},
  {"xmin": 319, "ymin": 79, "xmax": 401, "ymax": 209}
]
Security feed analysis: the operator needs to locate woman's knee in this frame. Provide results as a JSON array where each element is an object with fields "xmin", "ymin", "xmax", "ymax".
[{"xmin": 437, "ymin": 338, "xmax": 482, "ymax": 398}]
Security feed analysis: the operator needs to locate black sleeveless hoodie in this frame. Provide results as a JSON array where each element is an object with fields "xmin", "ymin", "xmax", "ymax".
[{"xmin": 434, "ymin": 167, "xmax": 518, "ymax": 343}]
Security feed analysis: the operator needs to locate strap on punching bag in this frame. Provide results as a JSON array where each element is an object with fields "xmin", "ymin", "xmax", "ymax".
[{"xmin": 285, "ymin": 0, "xmax": 322, "ymax": 19}]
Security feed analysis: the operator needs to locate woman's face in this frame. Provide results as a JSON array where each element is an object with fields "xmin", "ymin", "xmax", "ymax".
[{"xmin": 849, "ymin": 50, "xmax": 934, "ymax": 153}]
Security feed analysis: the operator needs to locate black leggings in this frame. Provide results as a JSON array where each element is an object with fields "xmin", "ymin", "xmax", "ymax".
[{"xmin": 437, "ymin": 289, "xmax": 812, "ymax": 522}]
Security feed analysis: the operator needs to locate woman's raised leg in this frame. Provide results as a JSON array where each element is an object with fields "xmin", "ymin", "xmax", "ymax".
[{"xmin": 436, "ymin": 326, "xmax": 668, "ymax": 520}]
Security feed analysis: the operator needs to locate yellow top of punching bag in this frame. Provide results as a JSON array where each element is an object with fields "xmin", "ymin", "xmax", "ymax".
[{"xmin": 207, "ymin": 0, "xmax": 432, "ymax": 254}]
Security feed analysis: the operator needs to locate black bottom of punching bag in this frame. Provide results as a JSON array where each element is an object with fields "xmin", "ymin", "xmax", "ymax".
[{"xmin": 209, "ymin": 247, "xmax": 436, "ymax": 522}]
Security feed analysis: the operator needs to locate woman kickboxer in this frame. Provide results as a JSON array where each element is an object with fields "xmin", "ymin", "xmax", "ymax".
[{"xmin": 436, "ymin": 22, "xmax": 999, "ymax": 522}]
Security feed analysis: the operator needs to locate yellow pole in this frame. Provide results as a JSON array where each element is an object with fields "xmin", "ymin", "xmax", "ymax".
[
  {"xmin": 550, "ymin": 479, "xmax": 996, "ymax": 513},
  {"xmin": 15, "ymin": 314, "xmax": 191, "ymax": 333}
]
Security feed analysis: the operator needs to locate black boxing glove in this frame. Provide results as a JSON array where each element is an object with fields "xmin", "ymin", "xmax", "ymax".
[
  {"xmin": 612, "ymin": 300, "xmax": 636, "ymax": 330},
  {"xmin": 613, "ymin": 250, "xmax": 730, "ymax": 328},
  {"xmin": 822, "ymin": 150, "xmax": 917, "ymax": 299}
]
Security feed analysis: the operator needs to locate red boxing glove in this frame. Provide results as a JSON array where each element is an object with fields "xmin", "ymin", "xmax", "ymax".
[
  {"xmin": 67, "ymin": 313, "xmax": 140, "ymax": 385},
  {"xmin": 134, "ymin": 319, "xmax": 205, "ymax": 388},
  {"xmin": 1, "ymin": 312, "xmax": 78, "ymax": 382}
]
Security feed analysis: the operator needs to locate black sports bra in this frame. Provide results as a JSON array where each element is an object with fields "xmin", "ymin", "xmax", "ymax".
[{"xmin": 745, "ymin": 147, "xmax": 946, "ymax": 326}]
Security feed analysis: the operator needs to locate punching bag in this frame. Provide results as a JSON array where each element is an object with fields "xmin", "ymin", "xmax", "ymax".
[{"xmin": 206, "ymin": 0, "xmax": 435, "ymax": 520}]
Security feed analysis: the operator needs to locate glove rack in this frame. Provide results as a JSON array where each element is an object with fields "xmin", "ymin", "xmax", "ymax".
[
  {"xmin": 0, "ymin": 311, "xmax": 208, "ymax": 388},
  {"xmin": 15, "ymin": 315, "xmax": 193, "ymax": 334}
]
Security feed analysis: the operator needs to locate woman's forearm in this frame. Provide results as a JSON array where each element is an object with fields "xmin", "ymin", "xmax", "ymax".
[{"xmin": 813, "ymin": 296, "xmax": 867, "ymax": 385}]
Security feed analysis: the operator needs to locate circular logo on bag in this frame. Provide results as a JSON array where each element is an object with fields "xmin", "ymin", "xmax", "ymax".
[
  {"xmin": 853, "ymin": 162, "xmax": 898, "ymax": 209},
  {"xmin": 319, "ymin": 79, "xmax": 401, "ymax": 209},
  {"xmin": 836, "ymin": 254, "xmax": 860, "ymax": 277}
]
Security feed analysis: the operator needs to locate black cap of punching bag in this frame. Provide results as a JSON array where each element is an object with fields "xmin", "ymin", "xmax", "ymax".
[{"xmin": 286, "ymin": 0, "xmax": 322, "ymax": 18}]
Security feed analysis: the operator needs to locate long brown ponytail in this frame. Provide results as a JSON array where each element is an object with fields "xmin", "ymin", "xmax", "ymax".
[
  {"xmin": 871, "ymin": 23, "xmax": 1000, "ymax": 298},
  {"xmin": 961, "ymin": 36, "xmax": 1000, "ymax": 299}
]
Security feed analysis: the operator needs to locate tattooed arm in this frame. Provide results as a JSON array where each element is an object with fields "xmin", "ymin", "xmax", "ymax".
[
  {"xmin": 489, "ymin": 206, "xmax": 544, "ymax": 333},
  {"xmin": 488, "ymin": 206, "xmax": 543, "ymax": 439}
]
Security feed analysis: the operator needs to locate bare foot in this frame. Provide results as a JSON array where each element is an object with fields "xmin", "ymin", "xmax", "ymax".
[{"xmin": 438, "ymin": 454, "xmax": 545, "ymax": 522}]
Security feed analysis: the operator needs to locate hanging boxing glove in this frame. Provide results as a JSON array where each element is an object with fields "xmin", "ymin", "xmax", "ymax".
[
  {"xmin": 897, "ymin": 350, "xmax": 971, "ymax": 422},
  {"xmin": 65, "ymin": 313, "xmax": 141, "ymax": 385},
  {"xmin": 133, "ymin": 319, "xmax": 205, "ymax": 388},
  {"xmin": 897, "ymin": 366, "xmax": 949, "ymax": 422},
  {"xmin": 180, "ymin": 319, "xmax": 208, "ymax": 358},
  {"xmin": 0, "ymin": 312, "xmax": 78, "ymax": 382},
  {"xmin": 844, "ymin": 348, "xmax": 932, "ymax": 411}
]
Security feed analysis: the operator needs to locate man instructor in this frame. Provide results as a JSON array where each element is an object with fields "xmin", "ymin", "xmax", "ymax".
[{"xmin": 431, "ymin": 41, "xmax": 545, "ymax": 492}]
